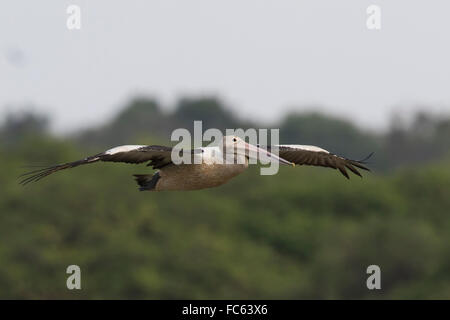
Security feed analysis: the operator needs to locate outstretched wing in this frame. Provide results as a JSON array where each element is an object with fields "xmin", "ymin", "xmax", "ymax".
[
  {"xmin": 266, "ymin": 145, "xmax": 372, "ymax": 179},
  {"xmin": 19, "ymin": 145, "xmax": 174, "ymax": 185}
]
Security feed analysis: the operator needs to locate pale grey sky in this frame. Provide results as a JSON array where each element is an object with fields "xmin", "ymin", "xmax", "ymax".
[{"xmin": 1, "ymin": 0, "xmax": 449, "ymax": 132}]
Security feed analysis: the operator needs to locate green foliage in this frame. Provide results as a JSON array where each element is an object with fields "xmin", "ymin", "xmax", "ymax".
[
  {"xmin": 279, "ymin": 112, "xmax": 381, "ymax": 160},
  {"xmin": 75, "ymin": 98, "xmax": 171, "ymax": 147},
  {"xmin": 1, "ymin": 99, "xmax": 450, "ymax": 299},
  {"xmin": 174, "ymin": 97, "xmax": 239, "ymax": 131},
  {"xmin": 1, "ymin": 135, "xmax": 449, "ymax": 299}
]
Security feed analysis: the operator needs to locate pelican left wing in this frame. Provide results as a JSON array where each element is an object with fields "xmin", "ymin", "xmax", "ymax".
[
  {"xmin": 19, "ymin": 145, "xmax": 173, "ymax": 185},
  {"xmin": 266, "ymin": 145, "xmax": 372, "ymax": 179}
]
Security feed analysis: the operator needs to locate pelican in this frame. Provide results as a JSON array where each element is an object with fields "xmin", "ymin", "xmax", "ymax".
[{"xmin": 19, "ymin": 136, "xmax": 371, "ymax": 191}]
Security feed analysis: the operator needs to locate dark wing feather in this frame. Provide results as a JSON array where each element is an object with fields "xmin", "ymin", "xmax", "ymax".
[
  {"xmin": 19, "ymin": 145, "xmax": 173, "ymax": 185},
  {"xmin": 267, "ymin": 145, "xmax": 372, "ymax": 179}
]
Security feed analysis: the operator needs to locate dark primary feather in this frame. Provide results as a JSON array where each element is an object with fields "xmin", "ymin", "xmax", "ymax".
[
  {"xmin": 267, "ymin": 145, "xmax": 372, "ymax": 179},
  {"xmin": 19, "ymin": 145, "xmax": 173, "ymax": 185}
]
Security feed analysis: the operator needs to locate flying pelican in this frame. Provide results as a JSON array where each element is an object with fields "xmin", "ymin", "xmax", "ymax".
[{"xmin": 19, "ymin": 136, "xmax": 371, "ymax": 191}]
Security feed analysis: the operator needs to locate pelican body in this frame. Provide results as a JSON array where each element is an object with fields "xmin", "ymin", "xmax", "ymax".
[
  {"xmin": 151, "ymin": 161, "xmax": 247, "ymax": 191},
  {"xmin": 20, "ymin": 136, "xmax": 371, "ymax": 191}
]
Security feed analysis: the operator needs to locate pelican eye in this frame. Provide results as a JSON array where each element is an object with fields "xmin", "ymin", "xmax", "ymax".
[{"xmin": 232, "ymin": 138, "xmax": 237, "ymax": 142}]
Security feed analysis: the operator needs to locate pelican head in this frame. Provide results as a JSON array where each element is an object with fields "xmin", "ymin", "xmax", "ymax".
[{"xmin": 222, "ymin": 135, "xmax": 292, "ymax": 165}]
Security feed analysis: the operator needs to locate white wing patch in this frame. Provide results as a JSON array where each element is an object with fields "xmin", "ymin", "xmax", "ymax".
[
  {"xmin": 277, "ymin": 145, "xmax": 330, "ymax": 153},
  {"xmin": 104, "ymin": 145, "xmax": 146, "ymax": 155}
]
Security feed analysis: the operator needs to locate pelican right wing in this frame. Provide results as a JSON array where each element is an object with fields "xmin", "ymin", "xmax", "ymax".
[
  {"xmin": 266, "ymin": 145, "xmax": 372, "ymax": 179},
  {"xmin": 19, "ymin": 145, "xmax": 173, "ymax": 185}
]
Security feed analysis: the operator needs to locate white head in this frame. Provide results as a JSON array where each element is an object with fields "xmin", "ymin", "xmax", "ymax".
[{"xmin": 221, "ymin": 135, "xmax": 292, "ymax": 165}]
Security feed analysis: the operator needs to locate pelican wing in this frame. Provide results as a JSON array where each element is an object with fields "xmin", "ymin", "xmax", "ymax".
[
  {"xmin": 267, "ymin": 145, "xmax": 372, "ymax": 179},
  {"xmin": 19, "ymin": 145, "xmax": 173, "ymax": 185}
]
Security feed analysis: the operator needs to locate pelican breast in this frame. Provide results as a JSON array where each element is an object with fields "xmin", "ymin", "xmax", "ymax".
[{"xmin": 156, "ymin": 162, "xmax": 248, "ymax": 191}]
